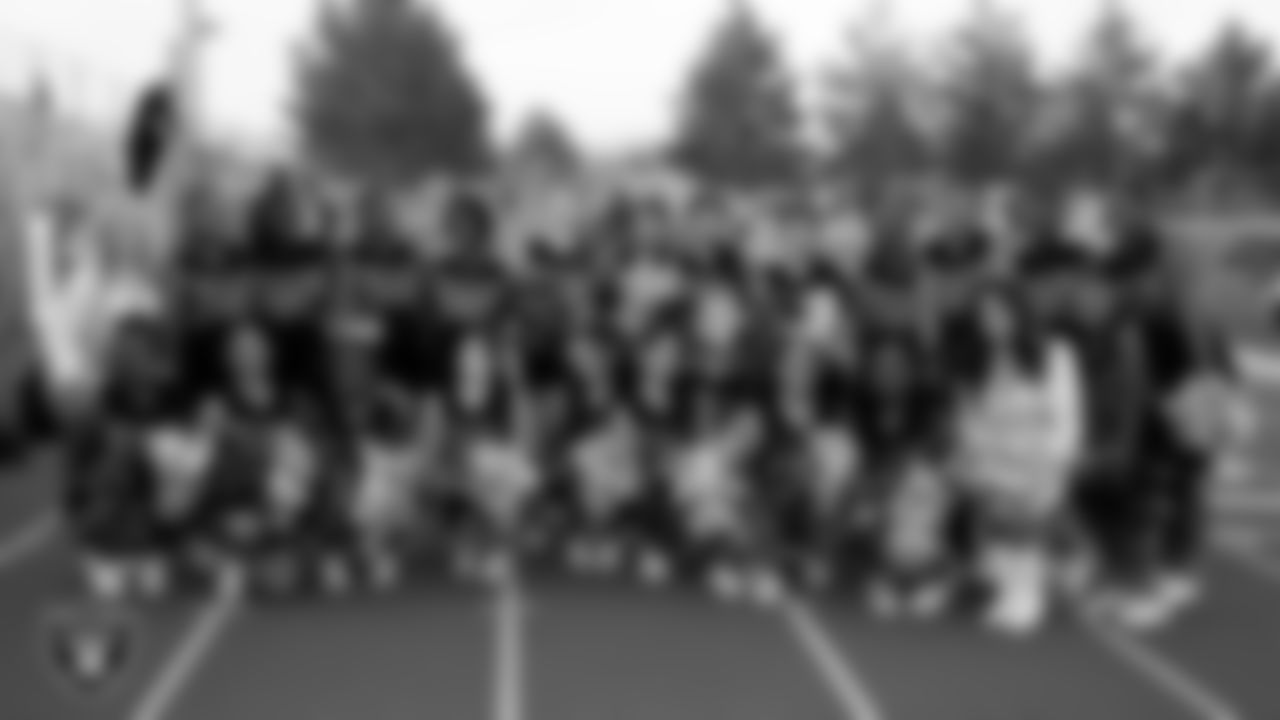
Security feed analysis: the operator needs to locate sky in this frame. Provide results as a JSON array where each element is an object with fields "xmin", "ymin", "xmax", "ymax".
[{"xmin": 1, "ymin": 0, "xmax": 1279, "ymax": 154}]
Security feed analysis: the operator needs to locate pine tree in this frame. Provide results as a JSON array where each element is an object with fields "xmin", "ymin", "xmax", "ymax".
[
  {"xmin": 939, "ymin": 0, "xmax": 1040, "ymax": 186},
  {"xmin": 293, "ymin": 0, "xmax": 490, "ymax": 189},
  {"xmin": 670, "ymin": 2, "xmax": 804, "ymax": 190}
]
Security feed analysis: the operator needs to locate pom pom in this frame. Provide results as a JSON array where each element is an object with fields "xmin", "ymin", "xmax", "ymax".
[
  {"xmin": 124, "ymin": 83, "xmax": 180, "ymax": 193},
  {"xmin": 1169, "ymin": 375, "xmax": 1250, "ymax": 452}
]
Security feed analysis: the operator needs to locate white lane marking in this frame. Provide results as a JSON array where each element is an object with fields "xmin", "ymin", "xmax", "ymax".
[
  {"xmin": 1082, "ymin": 613, "xmax": 1241, "ymax": 720},
  {"xmin": 130, "ymin": 595, "xmax": 239, "ymax": 720},
  {"xmin": 493, "ymin": 569, "xmax": 526, "ymax": 720},
  {"xmin": 780, "ymin": 599, "xmax": 887, "ymax": 720},
  {"xmin": 0, "ymin": 512, "xmax": 57, "ymax": 571}
]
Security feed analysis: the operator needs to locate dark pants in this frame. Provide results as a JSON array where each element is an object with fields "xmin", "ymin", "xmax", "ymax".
[
  {"xmin": 1143, "ymin": 444, "xmax": 1208, "ymax": 574},
  {"xmin": 1074, "ymin": 442, "xmax": 1208, "ymax": 587},
  {"xmin": 1073, "ymin": 466, "xmax": 1146, "ymax": 587}
]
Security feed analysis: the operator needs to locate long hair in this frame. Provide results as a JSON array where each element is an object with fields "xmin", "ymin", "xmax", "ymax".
[{"xmin": 948, "ymin": 282, "xmax": 1051, "ymax": 392}]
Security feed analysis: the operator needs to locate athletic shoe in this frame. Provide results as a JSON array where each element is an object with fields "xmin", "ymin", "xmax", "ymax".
[
  {"xmin": 749, "ymin": 568, "xmax": 786, "ymax": 609},
  {"xmin": 983, "ymin": 550, "xmax": 1049, "ymax": 637},
  {"xmin": 1106, "ymin": 590, "xmax": 1176, "ymax": 633},
  {"xmin": 596, "ymin": 541, "xmax": 623, "ymax": 575},
  {"xmin": 1056, "ymin": 552, "xmax": 1097, "ymax": 601},
  {"xmin": 481, "ymin": 553, "xmax": 515, "ymax": 587},
  {"xmin": 367, "ymin": 554, "xmax": 403, "ymax": 592},
  {"xmin": 1153, "ymin": 572, "xmax": 1203, "ymax": 614},
  {"xmin": 452, "ymin": 547, "xmax": 482, "ymax": 581},
  {"xmin": 638, "ymin": 551, "xmax": 672, "ymax": 588},
  {"xmin": 869, "ymin": 583, "xmax": 903, "ymax": 621},
  {"xmin": 908, "ymin": 582, "xmax": 951, "ymax": 620},
  {"xmin": 802, "ymin": 559, "xmax": 833, "ymax": 592},
  {"xmin": 567, "ymin": 541, "xmax": 594, "ymax": 575},
  {"xmin": 213, "ymin": 562, "xmax": 247, "ymax": 601},
  {"xmin": 709, "ymin": 565, "xmax": 745, "ymax": 604},
  {"xmin": 134, "ymin": 557, "xmax": 170, "ymax": 601},
  {"xmin": 321, "ymin": 557, "xmax": 353, "ymax": 596},
  {"xmin": 261, "ymin": 556, "xmax": 300, "ymax": 595},
  {"xmin": 84, "ymin": 558, "xmax": 129, "ymax": 604},
  {"xmin": 984, "ymin": 588, "xmax": 1046, "ymax": 637}
]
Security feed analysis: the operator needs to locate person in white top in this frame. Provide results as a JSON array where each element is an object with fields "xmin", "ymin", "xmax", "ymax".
[{"xmin": 955, "ymin": 286, "xmax": 1084, "ymax": 635}]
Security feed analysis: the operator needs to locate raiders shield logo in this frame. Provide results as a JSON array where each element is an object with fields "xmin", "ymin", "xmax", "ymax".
[{"xmin": 43, "ymin": 602, "xmax": 140, "ymax": 699}]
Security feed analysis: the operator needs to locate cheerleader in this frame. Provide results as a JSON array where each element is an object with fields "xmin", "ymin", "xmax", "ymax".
[
  {"xmin": 668, "ymin": 274, "xmax": 779, "ymax": 605},
  {"xmin": 564, "ymin": 402, "xmax": 646, "ymax": 577},
  {"xmin": 666, "ymin": 405, "xmax": 765, "ymax": 604},
  {"xmin": 451, "ymin": 328, "xmax": 541, "ymax": 586},
  {"xmin": 953, "ymin": 285, "xmax": 1083, "ymax": 635},
  {"xmin": 71, "ymin": 314, "xmax": 196, "ymax": 604},
  {"xmin": 772, "ymin": 279, "xmax": 865, "ymax": 592},
  {"xmin": 326, "ymin": 211, "xmax": 420, "ymax": 578},
  {"xmin": 196, "ymin": 319, "xmax": 295, "ymax": 599},
  {"xmin": 623, "ymin": 316, "xmax": 691, "ymax": 587}
]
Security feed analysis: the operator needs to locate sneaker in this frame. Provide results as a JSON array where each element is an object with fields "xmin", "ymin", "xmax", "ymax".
[
  {"xmin": 803, "ymin": 559, "xmax": 833, "ymax": 592},
  {"xmin": 985, "ymin": 589, "xmax": 1046, "ymax": 637},
  {"xmin": 568, "ymin": 541, "xmax": 595, "ymax": 575},
  {"xmin": 709, "ymin": 565, "xmax": 745, "ymax": 604},
  {"xmin": 908, "ymin": 582, "xmax": 951, "ymax": 620},
  {"xmin": 1154, "ymin": 572, "xmax": 1203, "ymax": 614},
  {"xmin": 1108, "ymin": 590, "xmax": 1176, "ymax": 633},
  {"xmin": 1056, "ymin": 553, "xmax": 1097, "ymax": 600},
  {"xmin": 596, "ymin": 542, "xmax": 623, "ymax": 575},
  {"xmin": 869, "ymin": 583, "xmax": 903, "ymax": 620},
  {"xmin": 368, "ymin": 554, "xmax": 403, "ymax": 592},
  {"xmin": 638, "ymin": 551, "xmax": 672, "ymax": 588},
  {"xmin": 214, "ymin": 562, "xmax": 248, "ymax": 601},
  {"xmin": 84, "ymin": 558, "xmax": 129, "ymax": 603},
  {"xmin": 481, "ymin": 553, "xmax": 515, "ymax": 587},
  {"xmin": 321, "ymin": 557, "xmax": 353, "ymax": 596},
  {"xmin": 261, "ymin": 556, "xmax": 300, "ymax": 595},
  {"xmin": 749, "ymin": 569, "xmax": 786, "ymax": 609},
  {"xmin": 134, "ymin": 558, "xmax": 171, "ymax": 601},
  {"xmin": 453, "ymin": 547, "xmax": 482, "ymax": 581}
]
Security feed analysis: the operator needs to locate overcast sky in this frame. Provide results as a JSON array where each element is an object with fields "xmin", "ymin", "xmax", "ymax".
[{"xmin": 0, "ymin": 0, "xmax": 1278, "ymax": 152}]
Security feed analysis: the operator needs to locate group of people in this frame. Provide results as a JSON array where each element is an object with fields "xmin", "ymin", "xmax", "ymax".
[{"xmin": 11, "ymin": 169, "xmax": 1250, "ymax": 638}]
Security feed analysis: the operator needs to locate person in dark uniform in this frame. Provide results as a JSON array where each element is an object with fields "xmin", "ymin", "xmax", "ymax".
[
  {"xmin": 1029, "ymin": 208, "xmax": 1156, "ymax": 623},
  {"xmin": 853, "ymin": 236, "xmax": 958, "ymax": 619},
  {"xmin": 68, "ymin": 312, "xmax": 198, "ymax": 603},
  {"xmin": 769, "ymin": 275, "xmax": 864, "ymax": 595},
  {"xmin": 429, "ymin": 195, "xmax": 538, "ymax": 585},
  {"xmin": 1108, "ymin": 221, "xmax": 1244, "ymax": 628}
]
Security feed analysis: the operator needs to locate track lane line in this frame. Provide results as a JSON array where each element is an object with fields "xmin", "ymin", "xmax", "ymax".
[
  {"xmin": 493, "ymin": 566, "xmax": 527, "ymax": 720},
  {"xmin": 1081, "ymin": 612, "xmax": 1242, "ymax": 720},
  {"xmin": 128, "ymin": 593, "xmax": 240, "ymax": 720},
  {"xmin": 779, "ymin": 598, "xmax": 887, "ymax": 720},
  {"xmin": 0, "ymin": 512, "xmax": 57, "ymax": 572}
]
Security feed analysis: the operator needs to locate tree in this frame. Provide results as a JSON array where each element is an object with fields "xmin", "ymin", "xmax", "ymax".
[
  {"xmin": 670, "ymin": 2, "xmax": 804, "ymax": 190},
  {"xmin": 1036, "ymin": 4, "xmax": 1162, "ymax": 193},
  {"xmin": 822, "ymin": 5, "xmax": 936, "ymax": 203},
  {"xmin": 938, "ymin": 0, "xmax": 1040, "ymax": 185},
  {"xmin": 293, "ymin": 0, "xmax": 490, "ymax": 190},
  {"xmin": 1165, "ymin": 22, "xmax": 1275, "ymax": 195},
  {"xmin": 510, "ymin": 110, "xmax": 582, "ymax": 178}
]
